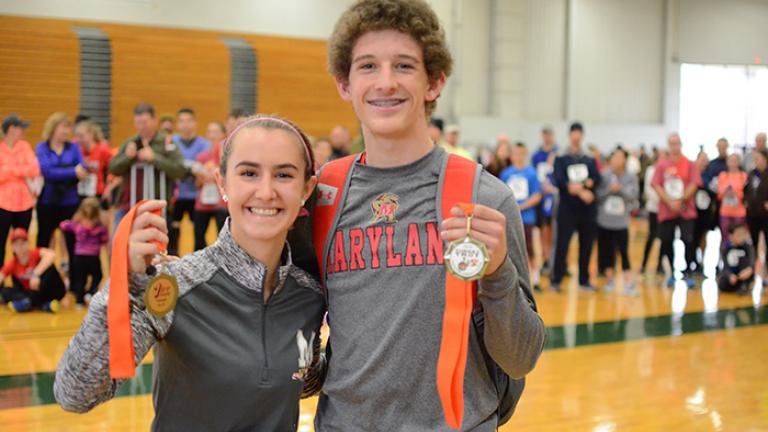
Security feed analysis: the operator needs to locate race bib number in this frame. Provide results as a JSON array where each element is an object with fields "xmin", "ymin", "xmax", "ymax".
[
  {"xmin": 543, "ymin": 195, "xmax": 554, "ymax": 214},
  {"xmin": 536, "ymin": 162, "xmax": 552, "ymax": 182},
  {"xmin": 708, "ymin": 176, "xmax": 719, "ymax": 193},
  {"xmin": 77, "ymin": 174, "xmax": 97, "ymax": 197},
  {"xmin": 665, "ymin": 177, "xmax": 684, "ymax": 200},
  {"xmin": 507, "ymin": 176, "xmax": 529, "ymax": 200},
  {"xmin": 604, "ymin": 195, "xmax": 625, "ymax": 216},
  {"xmin": 200, "ymin": 182, "xmax": 221, "ymax": 205},
  {"xmin": 726, "ymin": 249, "xmax": 745, "ymax": 268},
  {"xmin": 695, "ymin": 190, "xmax": 711, "ymax": 210},
  {"xmin": 567, "ymin": 164, "xmax": 589, "ymax": 184}
]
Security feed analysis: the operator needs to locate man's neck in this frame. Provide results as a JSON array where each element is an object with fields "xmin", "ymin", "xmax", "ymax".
[
  {"xmin": 361, "ymin": 125, "xmax": 434, "ymax": 168},
  {"xmin": 569, "ymin": 143, "xmax": 582, "ymax": 154},
  {"xmin": 180, "ymin": 134, "xmax": 195, "ymax": 143}
]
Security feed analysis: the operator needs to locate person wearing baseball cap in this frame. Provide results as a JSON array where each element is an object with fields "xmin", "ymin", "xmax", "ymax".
[
  {"xmin": 1, "ymin": 114, "xmax": 40, "ymax": 265},
  {"xmin": 1, "ymin": 228, "xmax": 65, "ymax": 312}
]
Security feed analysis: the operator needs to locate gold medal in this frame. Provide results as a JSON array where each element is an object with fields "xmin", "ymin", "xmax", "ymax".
[
  {"xmin": 144, "ymin": 273, "xmax": 179, "ymax": 317},
  {"xmin": 444, "ymin": 204, "xmax": 490, "ymax": 282}
]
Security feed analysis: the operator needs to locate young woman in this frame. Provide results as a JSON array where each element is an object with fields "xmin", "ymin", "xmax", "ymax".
[
  {"xmin": 596, "ymin": 149, "xmax": 639, "ymax": 295},
  {"xmin": 192, "ymin": 121, "xmax": 228, "ymax": 250},
  {"xmin": 55, "ymin": 115, "xmax": 326, "ymax": 431},
  {"xmin": 717, "ymin": 153, "xmax": 748, "ymax": 243},
  {"xmin": 36, "ymin": 112, "xmax": 88, "ymax": 268}
]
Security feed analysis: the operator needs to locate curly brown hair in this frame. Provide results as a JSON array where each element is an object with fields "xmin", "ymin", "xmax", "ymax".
[{"xmin": 328, "ymin": 0, "xmax": 453, "ymax": 116}]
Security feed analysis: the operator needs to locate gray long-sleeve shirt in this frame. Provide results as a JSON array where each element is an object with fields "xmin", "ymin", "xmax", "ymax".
[
  {"xmin": 54, "ymin": 222, "xmax": 326, "ymax": 431},
  {"xmin": 315, "ymin": 147, "xmax": 546, "ymax": 431},
  {"xmin": 596, "ymin": 169, "xmax": 639, "ymax": 230}
]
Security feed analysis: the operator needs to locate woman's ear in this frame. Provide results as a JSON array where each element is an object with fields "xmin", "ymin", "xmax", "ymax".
[
  {"xmin": 303, "ymin": 175, "xmax": 318, "ymax": 202},
  {"xmin": 215, "ymin": 170, "xmax": 226, "ymax": 201}
]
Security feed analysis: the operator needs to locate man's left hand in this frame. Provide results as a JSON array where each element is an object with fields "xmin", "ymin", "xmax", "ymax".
[{"xmin": 441, "ymin": 204, "xmax": 508, "ymax": 275}]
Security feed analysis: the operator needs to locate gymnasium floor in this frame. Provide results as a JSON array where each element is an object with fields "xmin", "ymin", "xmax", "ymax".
[{"xmin": 1, "ymin": 219, "xmax": 766, "ymax": 431}]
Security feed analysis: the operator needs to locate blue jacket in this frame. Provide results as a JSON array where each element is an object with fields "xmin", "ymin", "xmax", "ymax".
[
  {"xmin": 36, "ymin": 141, "xmax": 84, "ymax": 206},
  {"xmin": 552, "ymin": 151, "xmax": 601, "ymax": 213},
  {"xmin": 172, "ymin": 135, "xmax": 210, "ymax": 201}
]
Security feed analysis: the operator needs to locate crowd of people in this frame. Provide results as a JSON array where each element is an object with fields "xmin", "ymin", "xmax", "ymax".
[
  {"xmin": 0, "ymin": 106, "xmax": 362, "ymax": 313},
  {"xmin": 472, "ymin": 122, "xmax": 768, "ymax": 296},
  {"xmin": 1, "ymin": 106, "xmax": 766, "ymax": 313}
]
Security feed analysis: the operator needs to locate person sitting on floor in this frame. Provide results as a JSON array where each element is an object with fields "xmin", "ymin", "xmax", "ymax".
[
  {"xmin": 717, "ymin": 223, "xmax": 755, "ymax": 295},
  {"xmin": 0, "ymin": 228, "xmax": 65, "ymax": 312}
]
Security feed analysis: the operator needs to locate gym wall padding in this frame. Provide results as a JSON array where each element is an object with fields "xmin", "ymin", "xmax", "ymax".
[{"xmin": 0, "ymin": 15, "xmax": 357, "ymax": 143}]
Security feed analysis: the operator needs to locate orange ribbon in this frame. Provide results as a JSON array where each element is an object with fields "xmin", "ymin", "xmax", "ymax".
[
  {"xmin": 437, "ymin": 153, "xmax": 478, "ymax": 430},
  {"xmin": 107, "ymin": 201, "xmax": 165, "ymax": 378}
]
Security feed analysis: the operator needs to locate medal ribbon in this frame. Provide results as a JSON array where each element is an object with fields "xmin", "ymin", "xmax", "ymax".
[
  {"xmin": 437, "ymin": 154, "xmax": 478, "ymax": 430},
  {"xmin": 108, "ymin": 200, "xmax": 165, "ymax": 378}
]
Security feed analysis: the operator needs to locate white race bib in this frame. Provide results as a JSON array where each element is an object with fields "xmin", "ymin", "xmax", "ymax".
[
  {"xmin": 726, "ymin": 249, "xmax": 745, "ymax": 268},
  {"xmin": 536, "ymin": 162, "xmax": 552, "ymax": 182},
  {"xmin": 200, "ymin": 182, "xmax": 221, "ymax": 205},
  {"xmin": 695, "ymin": 190, "xmax": 711, "ymax": 210},
  {"xmin": 665, "ymin": 177, "xmax": 684, "ymax": 200},
  {"xmin": 567, "ymin": 164, "xmax": 589, "ymax": 184},
  {"xmin": 77, "ymin": 174, "xmax": 97, "ymax": 197},
  {"xmin": 507, "ymin": 176, "xmax": 529, "ymax": 200},
  {"xmin": 604, "ymin": 195, "xmax": 625, "ymax": 216},
  {"xmin": 708, "ymin": 176, "xmax": 719, "ymax": 193}
]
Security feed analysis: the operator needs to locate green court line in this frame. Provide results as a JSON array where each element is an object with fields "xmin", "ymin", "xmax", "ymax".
[{"xmin": 0, "ymin": 304, "xmax": 766, "ymax": 410}]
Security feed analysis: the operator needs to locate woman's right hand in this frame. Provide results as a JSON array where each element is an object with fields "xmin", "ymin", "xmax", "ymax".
[{"xmin": 128, "ymin": 200, "xmax": 169, "ymax": 274}]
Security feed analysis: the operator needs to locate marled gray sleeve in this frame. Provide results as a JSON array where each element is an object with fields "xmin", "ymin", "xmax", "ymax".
[
  {"xmin": 478, "ymin": 192, "xmax": 546, "ymax": 379},
  {"xmin": 54, "ymin": 273, "xmax": 173, "ymax": 413}
]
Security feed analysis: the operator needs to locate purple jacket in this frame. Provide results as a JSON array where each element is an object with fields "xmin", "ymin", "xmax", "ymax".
[
  {"xmin": 59, "ymin": 220, "xmax": 108, "ymax": 256},
  {"xmin": 36, "ymin": 141, "xmax": 84, "ymax": 207}
]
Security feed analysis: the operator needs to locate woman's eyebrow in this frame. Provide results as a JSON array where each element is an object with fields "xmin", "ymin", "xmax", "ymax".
[{"xmin": 235, "ymin": 161, "xmax": 299, "ymax": 171}]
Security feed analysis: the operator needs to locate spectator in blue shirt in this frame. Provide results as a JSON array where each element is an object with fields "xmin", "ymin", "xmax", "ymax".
[
  {"xmin": 500, "ymin": 142, "xmax": 542, "ymax": 291},
  {"xmin": 169, "ymin": 107, "xmax": 210, "ymax": 256},
  {"xmin": 36, "ymin": 112, "xmax": 87, "ymax": 268}
]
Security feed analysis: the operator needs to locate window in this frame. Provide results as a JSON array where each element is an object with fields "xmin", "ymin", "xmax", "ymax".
[{"xmin": 679, "ymin": 63, "xmax": 768, "ymax": 159}]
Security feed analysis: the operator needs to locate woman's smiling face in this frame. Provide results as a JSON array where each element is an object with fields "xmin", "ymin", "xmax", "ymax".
[{"xmin": 218, "ymin": 127, "xmax": 316, "ymax": 245}]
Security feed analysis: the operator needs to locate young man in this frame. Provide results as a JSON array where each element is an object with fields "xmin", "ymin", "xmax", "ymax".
[
  {"xmin": 651, "ymin": 133, "xmax": 702, "ymax": 288},
  {"xmin": 315, "ymin": 1, "xmax": 546, "ymax": 430},
  {"xmin": 108, "ymin": 103, "xmax": 186, "ymax": 233},
  {"xmin": 1, "ymin": 228, "xmax": 65, "ymax": 312},
  {"xmin": 168, "ymin": 108, "xmax": 210, "ymax": 255},
  {"xmin": 550, "ymin": 122, "xmax": 601, "ymax": 292},
  {"xmin": 500, "ymin": 142, "xmax": 542, "ymax": 291}
]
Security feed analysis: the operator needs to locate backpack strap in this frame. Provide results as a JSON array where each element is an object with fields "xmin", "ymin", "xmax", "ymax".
[
  {"xmin": 436, "ymin": 154, "xmax": 482, "ymax": 429},
  {"xmin": 312, "ymin": 154, "xmax": 359, "ymax": 290}
]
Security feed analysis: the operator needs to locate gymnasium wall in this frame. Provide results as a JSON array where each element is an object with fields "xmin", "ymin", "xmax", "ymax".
[{"xmin": 0, "ymin": 14, "xmax": 357, "ymax": 144}]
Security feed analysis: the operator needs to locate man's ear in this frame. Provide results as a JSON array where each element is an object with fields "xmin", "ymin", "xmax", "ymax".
[
  {"xmin": 425, "ymin": 72, "xmax": 447, "ymax": 103},
  {"xmin": 335, "ymin": 76, "xmax": 352, "ymax": 102}
]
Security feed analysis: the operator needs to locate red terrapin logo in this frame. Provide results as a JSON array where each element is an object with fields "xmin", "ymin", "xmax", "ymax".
[{"xmin": 370, "ymin": 193, "xmax": 399, "ymax": 224}]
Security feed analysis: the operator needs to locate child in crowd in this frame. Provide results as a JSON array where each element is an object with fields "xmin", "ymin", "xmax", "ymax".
[
  {"xmin": 1, "ymin": 228, "xmax": 65, "ymax": 312},
  {"xmin": 717, "ymin": 223, "xmax": 755, "ymax": 295},
  {"xmin": 596, "ymin": 149, "xmax": 639, "ymax": 295},
  {"xmin": 717, "ymin": 153, "xmax": 747, "ymax": 243},
  {"xmin": 500, "ymin": 142, "xmax": 542, "ymax": 291},
  {"xmin": 59, "ymin": 197, "xmax": 109, "ymax": 306}
]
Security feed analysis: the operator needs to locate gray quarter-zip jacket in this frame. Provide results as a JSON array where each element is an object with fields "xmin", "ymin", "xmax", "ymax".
[{"xmin": 54, "ymin": 221, "xmax": 326, "ymax": 431}]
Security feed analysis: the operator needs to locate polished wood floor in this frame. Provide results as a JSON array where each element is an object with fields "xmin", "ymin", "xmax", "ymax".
[{"xmin": 1, "ymin": 216, "xmax": 766, "ymax": 431}]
